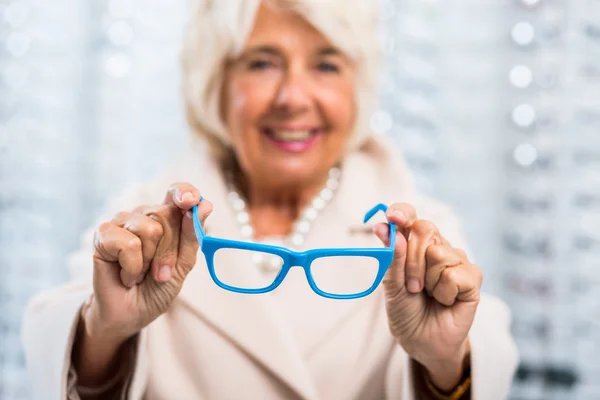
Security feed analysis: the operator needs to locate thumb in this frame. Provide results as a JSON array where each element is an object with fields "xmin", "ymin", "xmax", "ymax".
[
  {"xmin": 177, "ymin": 199, "xmax": 213, "ymax": 276},
  {"xmin": 374, "ymin": 222, "xmax": 408, "ymax": 290},
  {"xmin": 148, "ymin": 205, "xmax": 182, "ymax": 283}
]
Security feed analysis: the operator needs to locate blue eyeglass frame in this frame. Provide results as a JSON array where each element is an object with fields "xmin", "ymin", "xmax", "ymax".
[{"xmin": 192, "ymin": 197, "xmax": 396, "ymax": 300}]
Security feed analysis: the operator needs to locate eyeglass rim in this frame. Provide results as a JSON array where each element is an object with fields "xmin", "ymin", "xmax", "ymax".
[{"xmin": 192, "ymin": 199, "xmax": 396, "ymax": 299}]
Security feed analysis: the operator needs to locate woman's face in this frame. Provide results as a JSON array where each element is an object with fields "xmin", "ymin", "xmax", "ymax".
[{"xmin": 222, "ymin": 4, "xmax": 356, "ymax": 190}]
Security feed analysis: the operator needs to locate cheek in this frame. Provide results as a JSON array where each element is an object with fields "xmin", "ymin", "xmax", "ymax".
[
  {"xmin": 317, "ymin": 81, "xmax": 356, "ymax": 133},
  {"xmin": 225, "ymin": 82, "xmax": 250, "ymax": 134},
  {"xmin": 226, "ymin": 79, "xmax": 272, "ymax": 136}
]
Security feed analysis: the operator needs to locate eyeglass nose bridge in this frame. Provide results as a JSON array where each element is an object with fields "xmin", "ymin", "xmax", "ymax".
[{"xmin": 287, "ymin": 252, "xmax": 310, "ymax": 269}]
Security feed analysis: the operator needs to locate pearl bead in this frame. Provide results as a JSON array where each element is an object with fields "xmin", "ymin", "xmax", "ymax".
[
  {"xmin": 295, "ymin": 220, "xmax": 311, "ymax": 234},
  {"xmin": 312, "ymin": 198, "xmax": 326, "ymax": 210},
  {"xmin": 320, "ymin": 188, "xmax": 333, "ymax": 201},
  {"xmin": 291, "ymin": 233, "xmax": 304, "ymax": 247},
  {"xmin": 304, "ymin": 208, "xmax": 318, "ymax": 221},
  {"xmin": 326, "ymin": 179, "xmax": 339, "ymax": 191},
  {"xmin": 232, "ymin": 198, "xmax": 245, "ymax": 211},
  {"xmin": 240, "ymin": 225, "xmax": 254, "ymax": 238},
  {"xmin": 237, "ymin": 211, "xmax": 250, "ymax": 224},
  {"xmin": 329, "ymin": 167, "xmax": 341, "ymax": 180},
  {"xmin": 228, "ymin": 191, "xmax": 240, "ymax": 202}
]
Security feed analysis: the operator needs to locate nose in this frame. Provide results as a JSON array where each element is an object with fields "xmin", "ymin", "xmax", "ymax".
[{"xmin": 273, "ymin": 67, "xmax": 312, "ymax": 112}]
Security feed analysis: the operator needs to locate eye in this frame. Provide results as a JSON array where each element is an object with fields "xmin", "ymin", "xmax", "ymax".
[
  {"xmin": 317, "ymin": 62, "xmax": 340, "ymax": 73},
  {"xmin": 248, "ymin": 59, "xmax": 273, "ymax": 70}
]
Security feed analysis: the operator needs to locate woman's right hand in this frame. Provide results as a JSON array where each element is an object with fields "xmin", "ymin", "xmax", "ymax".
[
  {"xmin": 73, "ymin": 183, "xmax": 213, "ymax": 388},
  {"xmin": 85, "ymin": 182, "xmax": 213, "ymax": 343}
]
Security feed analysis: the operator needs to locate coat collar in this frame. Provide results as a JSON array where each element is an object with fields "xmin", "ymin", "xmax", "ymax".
[{"xmin": 174, "ymin": 134, "xmax": 416, "ymax": 400}]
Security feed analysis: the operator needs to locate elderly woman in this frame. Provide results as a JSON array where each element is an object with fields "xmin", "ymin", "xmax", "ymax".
[{"xmin": 22, "ymin": 1, "xmax": 518, "ymax": 399}]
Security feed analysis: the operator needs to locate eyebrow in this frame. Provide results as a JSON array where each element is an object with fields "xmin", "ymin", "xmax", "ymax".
[
  {"xmin": 244, "ymin": 45, "xmax": 281, "ymax": 57},
  {"xmin": 243, "ymin": 45, "xmax": 343, "ymax": 57},
  {"xmin": 317, "ymin": 47, "xmax": 342, "ymax": 57}
]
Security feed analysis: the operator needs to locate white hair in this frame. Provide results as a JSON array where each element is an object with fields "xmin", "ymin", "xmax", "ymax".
[{"xmin": 181, "ymin": 0, "xmax": 382, "ymax": 156}]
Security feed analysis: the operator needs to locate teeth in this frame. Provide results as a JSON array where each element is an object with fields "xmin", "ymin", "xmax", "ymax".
[{"xmin": 270, "ymin": 130, "xmax": 313, "ymax": 142}]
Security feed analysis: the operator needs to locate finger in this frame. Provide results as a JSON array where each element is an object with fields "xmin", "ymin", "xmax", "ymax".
[
  {"xmin": 454, "ymin": 247, "xmax": 467, "ymax": 259},
  {"xmin": 373, "ymin": 222, "xmax": 391, "ymax": 247},
  {"xmin": 132, "ymin": 204, "xmax": 154, "ymax": 214},
  {"xmin": 374, "ymin": 222, "xmax": 409, "ymax": 292},
  {"xmin": 386, "ymin": 203, "xmax": 417, "ymax": 233},
  {"xmin": 177, "ymin": 198, "xmax": 213, "ymax": 277},
  {"xmin": 144, "ymin": 205, "xmax": 182, "ymax": 283},
  {"xmin": 93, "ymin": 223, "xmax": 144, "ymax": 288},
  {"xmin": 431, "ymin": 264, "xmax": 482, "ymax": 306},
  {"xmin": 111, "ymin": 211, "xmax": 164, "ymax": 283},
  {"xmin": 424, "ymin": 244, "xmax": 463, "ymax": 295},
  {"xmin": 404, "ymin": 220, "xmax": 442, "ymax": 293},
  {"xmin": 164, "ymin": 182, "xmax": 202, "ymax": 211}
]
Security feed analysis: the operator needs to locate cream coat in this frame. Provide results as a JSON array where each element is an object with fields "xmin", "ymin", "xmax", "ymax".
[{"xmin": 22, "ymin": 135, "xmax": 518, "ymax": 399}]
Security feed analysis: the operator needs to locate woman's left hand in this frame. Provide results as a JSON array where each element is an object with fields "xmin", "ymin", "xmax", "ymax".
[{"xmin": 373, "ymin": 203, "xmax": 483, "ymax": 391}]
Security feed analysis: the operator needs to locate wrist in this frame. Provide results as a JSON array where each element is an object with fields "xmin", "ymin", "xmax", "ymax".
[
  {"xmin": 73, "ymin": 301, "xmax": 135, "ymax": 387},
  {"xmin": 83, "ymin": 299, "xmax": 137, "ymax": 347},
  {"xmin": 419, "ymin": 340, "xmax": 470, "ymax": 392}
]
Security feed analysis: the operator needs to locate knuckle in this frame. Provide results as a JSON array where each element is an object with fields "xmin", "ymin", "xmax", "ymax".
[
  {"xmin": 440, "ymin": 268, "xmax": 457, "ymax": 284},
  {"xmin": 96, "ymin": 222, "xmax": 115, "ymax": 239},
  {"xmin": 93, "ymin": 223, "xmax": 119, "ymax": 259},
  {"xmin": 144, "ymin": 220, "xmax": 164, "ymax": 241},
  {"xmin": 426, "ymin": 244, "xmax": 446, "ymax": 260},
  {"xmin": 98, "ymin": 221, "xmax": 113, "ymax": 232},
  {"xmin": 412, "ymin": 219, "xmax": 437, "ymax": 235},
  {"xmin": 454, "ymin": 248, "xmax": 468, "ymax": 259},
  {"xmin": 124, "ymin": 236, "xmax": 142, "ymax": 253}
]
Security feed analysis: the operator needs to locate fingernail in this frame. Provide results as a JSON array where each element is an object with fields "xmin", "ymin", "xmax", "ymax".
[
  {"xmin": 180, "ymin": 192, "xmax": 194, "ymax": 202},
  {"xmin": 185, "ymin": 210, "xmax": 193, "ymax": 219},
  {"xmin": 407, "ymin": 279, "xmax": 421, "ymax": 293},
  {"xmin": 158, "ymin": 266, "xmax": 172, "ymax": 282}
]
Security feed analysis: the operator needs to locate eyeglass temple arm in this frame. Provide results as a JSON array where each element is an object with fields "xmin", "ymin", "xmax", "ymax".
[
  {"xmin": 192, "ymin": 197, "xmax": 207, "ymax": 242},
  {"xmin": 363, "ymin": 203, "xmax": 397, "ymax": 249}
]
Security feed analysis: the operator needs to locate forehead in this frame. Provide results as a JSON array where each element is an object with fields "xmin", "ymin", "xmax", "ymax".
[{"xmin": 243, "ymin": 4, "xmax": 334, "ymax": 51}]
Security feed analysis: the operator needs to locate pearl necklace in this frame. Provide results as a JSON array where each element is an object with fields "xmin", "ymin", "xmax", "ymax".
[{"xmin": 226, "ymin": 167, "xmax": 341, "ymax": 273}]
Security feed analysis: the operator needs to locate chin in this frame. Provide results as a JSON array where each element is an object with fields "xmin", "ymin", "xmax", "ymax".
[{"xmin": 261, "ymin": 159, "xmax": 322, "ymax": 187}]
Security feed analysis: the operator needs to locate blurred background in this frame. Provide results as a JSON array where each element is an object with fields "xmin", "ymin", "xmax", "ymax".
[{"xmin": 1, "ymin": 0, "xmax": 599, "ymax": 398}]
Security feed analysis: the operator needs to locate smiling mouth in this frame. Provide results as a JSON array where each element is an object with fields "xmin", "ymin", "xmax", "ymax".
[{"xmin": 263, "ymin": 128, "xmax": 320, "ymax": 142}]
